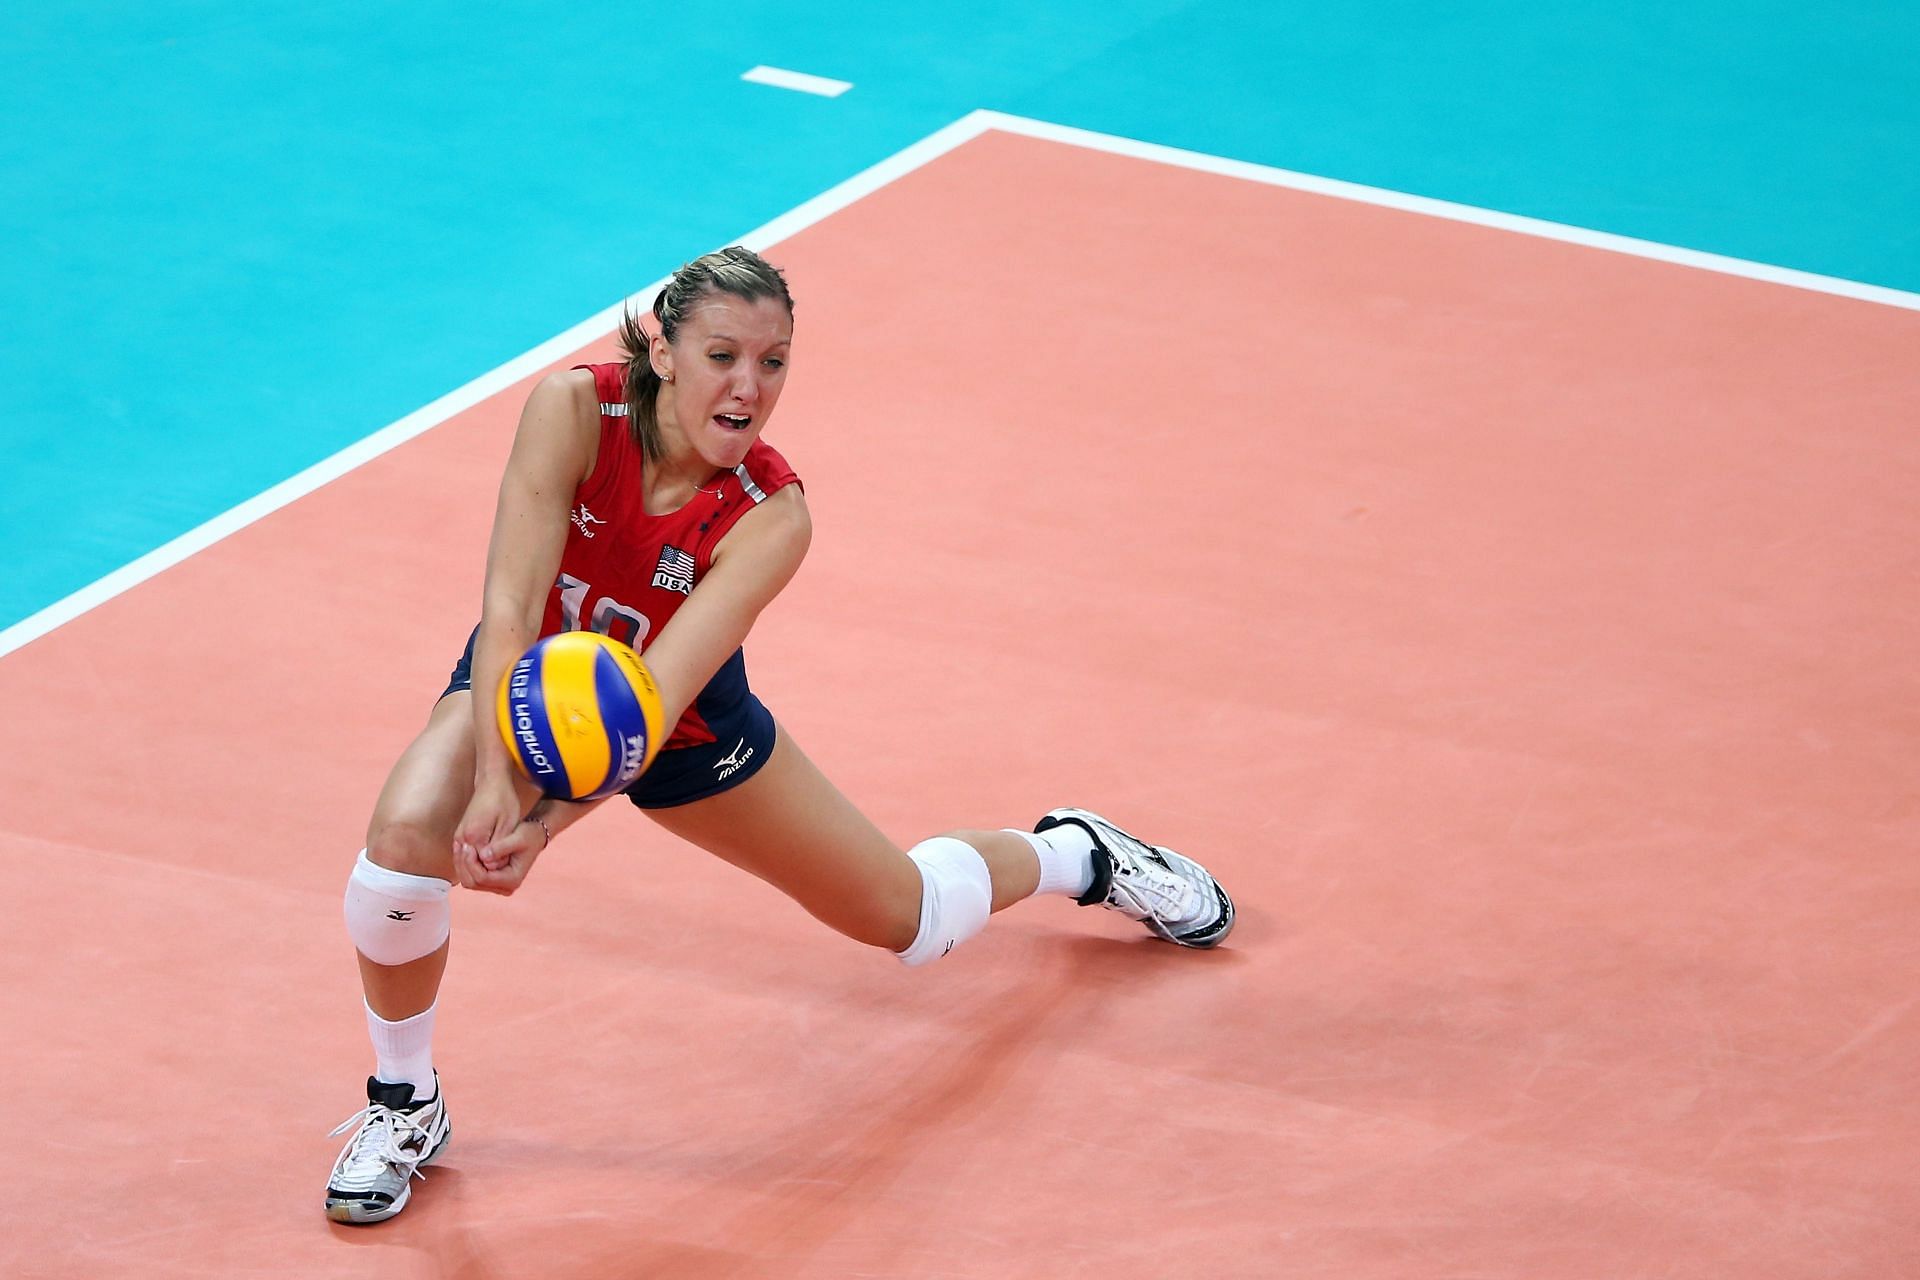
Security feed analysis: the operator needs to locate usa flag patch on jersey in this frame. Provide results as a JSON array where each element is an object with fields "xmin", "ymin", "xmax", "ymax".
[{"xmin": 651, "ymin": 544, "xmax": 696, "ymax": 595}]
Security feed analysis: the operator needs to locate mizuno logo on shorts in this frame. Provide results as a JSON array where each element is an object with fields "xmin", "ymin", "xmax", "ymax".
[{"xmin": 714, "ymin": 738, "xmax": 754, "ymax": 780}]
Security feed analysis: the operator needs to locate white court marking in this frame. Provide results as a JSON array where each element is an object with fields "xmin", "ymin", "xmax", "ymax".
[
  {"xmin": 741, "ymin": 65, "xmax": 854, "ymax": 98},
  {"xmin": 4, "ymin": 108, "xmax": 1915, "ymax": 661}
]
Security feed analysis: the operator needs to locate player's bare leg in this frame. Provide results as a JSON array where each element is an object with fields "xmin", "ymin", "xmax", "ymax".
[
  {"xmin": 326, "ymin": 691, "xmax": 476, "ymax": 1224},
  {"xmin": 353, "ymin": 690, "xmax": 475, "ymax": 1017},
  {"xmin": 644, "ymin": 726, "xmax": 1046, "ymax": 950},
  {"xmin": 646, "ymin": 725, "xmax": 1231, "ymax": 960}
]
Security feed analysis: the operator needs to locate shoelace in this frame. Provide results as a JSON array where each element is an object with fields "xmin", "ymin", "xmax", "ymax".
[
  {"xmin": 1110, "ymin": 844, "xmax": 1204, "ymax": 922},
  {"xmin": 328, "ymin": 1103, "xmax": 437, "ymax": 1189}
]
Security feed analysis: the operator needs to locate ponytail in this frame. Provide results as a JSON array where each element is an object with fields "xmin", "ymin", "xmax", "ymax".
[{"xmin": 618, "ymin": 306, "xmax": 664, "ymax": 462}]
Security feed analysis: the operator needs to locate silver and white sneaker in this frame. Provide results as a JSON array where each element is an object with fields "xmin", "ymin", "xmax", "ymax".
[
  {"xmin": 324, "ymin": 1076, "xmax": 451, "ymax": 1224},
  {"xmin": 1037, "ymin": 807, "xmax": 1235, "ymax": 948}
]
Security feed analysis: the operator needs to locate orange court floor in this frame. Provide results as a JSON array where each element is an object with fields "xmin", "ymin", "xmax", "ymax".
[{"xmin": 3, "ymin": 130, "xmax": 1918, "ymax": 1278}]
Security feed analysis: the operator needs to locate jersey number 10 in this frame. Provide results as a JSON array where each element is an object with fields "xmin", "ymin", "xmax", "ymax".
[{"xmin": 555, "ymin": 573, "xmax": 651, "ymax": 650}]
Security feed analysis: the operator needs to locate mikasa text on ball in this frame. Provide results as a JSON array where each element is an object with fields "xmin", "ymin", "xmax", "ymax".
[{"xmin": 496, "ymin": 631, "xmax": 667, "ymax": 801}]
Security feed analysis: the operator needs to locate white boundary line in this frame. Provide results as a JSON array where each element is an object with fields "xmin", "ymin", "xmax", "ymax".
[
  {"xmin": 974, "ymin": 111, "xmax": 1920, "ymax": 314},
  {"xmin": 742, "ymin": 65, "xmax": 854, "ymax": 98},
  {"xmin": 5, "ymin": 109, "xmax": 1913, "ymax": 659},
  {"xmin": 0, "ymin": 114, "xmax": 992, "ymax": 661}
]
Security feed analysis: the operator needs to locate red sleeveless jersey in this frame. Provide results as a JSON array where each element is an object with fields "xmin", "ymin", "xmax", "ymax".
[{"xmin": 540, "ymin": 363, "xmax": 801, "ymax": 749}]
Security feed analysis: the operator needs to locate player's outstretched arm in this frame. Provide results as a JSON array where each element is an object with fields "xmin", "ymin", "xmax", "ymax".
[
  {"xmin": 641, "ymin": 484, "xmax": 811, "ymax": 730},
  {"xmin": 454, "ymin": 370, "xmax": 599, "ymax": 868}
]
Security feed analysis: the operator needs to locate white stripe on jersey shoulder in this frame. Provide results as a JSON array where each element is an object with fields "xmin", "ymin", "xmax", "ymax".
[
  {"xmin": 734, "ymin": 464, "xmax": 768, "ymax": 504},
  {"xmin": 599, "ymin": 401, "xmax": 629, "ymax": 417}
]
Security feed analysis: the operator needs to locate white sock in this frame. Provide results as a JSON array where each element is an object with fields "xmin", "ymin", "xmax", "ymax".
[
  {"xmin": 1008, "ymin": 826, "xmax": 1097, "ymax": 898},
  {"xmin": 366, "ymin": 1000, "xmax": 437, "ymax": 1099}
]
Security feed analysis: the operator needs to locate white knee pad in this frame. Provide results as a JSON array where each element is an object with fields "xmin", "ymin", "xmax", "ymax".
[
  {"xmin": 344, "ymin": 850, "xmax": 452, "ymax": 966},
  {"xmin": 895, "ymin": 837, "xmax": 993, "ymax": 967}
]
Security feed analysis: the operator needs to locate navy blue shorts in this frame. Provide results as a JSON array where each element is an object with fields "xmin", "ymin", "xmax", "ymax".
[{"xmin": 440, "ymin": 626, "xmax": 777, "ymax": 809}]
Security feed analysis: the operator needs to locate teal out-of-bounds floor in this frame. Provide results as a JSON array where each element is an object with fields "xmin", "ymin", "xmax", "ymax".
[{"xmin": 3, "ymin": 1, "xmax": 1916, "ymax": 636}]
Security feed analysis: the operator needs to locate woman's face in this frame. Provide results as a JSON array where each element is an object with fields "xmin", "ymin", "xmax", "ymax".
[{"xmin": 656, "ymin": 293, "xmax": 792, "ymax": 470}]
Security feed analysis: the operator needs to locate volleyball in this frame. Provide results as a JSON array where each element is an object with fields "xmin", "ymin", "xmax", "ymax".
[{"xmin": 496, "ymin": 631, "xmax": 667, "ymax": 801}]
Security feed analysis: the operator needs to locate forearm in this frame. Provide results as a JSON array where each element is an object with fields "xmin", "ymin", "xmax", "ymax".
[
  {"xmin": 468, "ymin": 605, "xmax": 544, "ymax": 783},
  {"xmin": 467, "ymin": 369, "xmax": 599, "ymax": 783},
  {"xmin": 526, "ymin": 793, "xmax": 609, "ymax": 844}
]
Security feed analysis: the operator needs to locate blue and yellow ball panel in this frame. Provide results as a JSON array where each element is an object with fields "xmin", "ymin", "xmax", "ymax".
[
  {"xmin": 498, "ymin": 652, "xmax": 568, "ymax": 793},
  {"xmin": 497, "ymin": 631, "xmax": 667, "ymax": 801}
]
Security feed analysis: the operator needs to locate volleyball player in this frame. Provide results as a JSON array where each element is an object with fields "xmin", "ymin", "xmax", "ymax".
[{"xmin": 325, "ymin": 248, "xmax": 1234, "ymax": 1223}]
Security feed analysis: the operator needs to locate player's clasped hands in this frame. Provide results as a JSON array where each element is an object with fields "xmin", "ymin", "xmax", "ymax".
[{"xmin": 451, "ymin": 775, "xmax": 542, "ymax": 895}]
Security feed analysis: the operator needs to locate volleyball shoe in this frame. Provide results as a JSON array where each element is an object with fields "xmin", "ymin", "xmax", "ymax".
[
  {"xmin": 1036, "ymin": 807, "xmax": 1235, "ymax": 947},
  {"xmin": 324, "ymin": 1075, "xmax": 451, "ymax": 1224}
]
